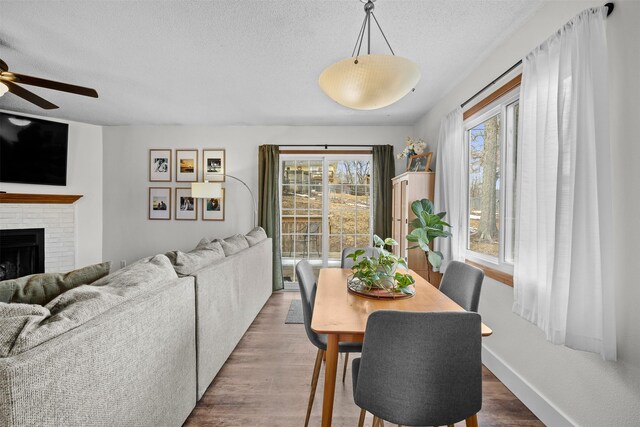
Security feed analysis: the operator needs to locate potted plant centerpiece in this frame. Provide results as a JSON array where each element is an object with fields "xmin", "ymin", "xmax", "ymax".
[
  {"xmin": 346, "ymin": 235, "xmax": 416, "ymax": 298},
  {"xmin": 406, "ymin": 199, "xmax": 452, "ymax": 283}
]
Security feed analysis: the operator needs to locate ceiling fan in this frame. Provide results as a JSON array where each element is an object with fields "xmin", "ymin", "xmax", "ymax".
[{"xmin": 0, "ymin": 58, "xmax": 98, "ymax": 110}]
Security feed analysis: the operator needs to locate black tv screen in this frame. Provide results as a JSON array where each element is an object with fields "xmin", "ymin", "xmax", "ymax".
[{"xmin": 0, "ymin": 112, "xmax": 69, "ymax": 186}]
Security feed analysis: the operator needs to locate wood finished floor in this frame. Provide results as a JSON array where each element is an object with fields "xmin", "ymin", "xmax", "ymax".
[{"xmin": 184, "ymin": 291, "xmax": 543, "ymax": 427}]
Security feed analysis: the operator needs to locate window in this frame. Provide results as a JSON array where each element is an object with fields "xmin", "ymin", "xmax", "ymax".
[
  {"xmin": 280, "ymin": 154, "xmax": 373, "ymax": 286},
  {"xmin": 464, "ymin": 89, "xmax": 519, "ymax": 273}
]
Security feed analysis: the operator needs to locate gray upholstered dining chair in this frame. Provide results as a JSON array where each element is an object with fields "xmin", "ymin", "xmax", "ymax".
[
  {"xmin": 352, "ymin": 310, "xmax": 483, "ymax": 427},
  {"xmin": 341, "ymin": 246, "xmax": 380, "ymax": 269},
  {"xmin": 295, "ymin": 260, "xmax": 362, "ymax": 427},
  {"xmin": 438, "ymin": 261, "xmax": 484, "ymax": 312}
]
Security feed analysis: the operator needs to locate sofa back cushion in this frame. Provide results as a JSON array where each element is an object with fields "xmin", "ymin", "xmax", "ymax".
[
  {"xmin": 217, "ymin": 234, "xmax": 249, "ymax": 256},
  {"xmin": 0, "ymin": 255, "xmax": 176, "ymax": 357},
  {"xmin": 166, "ymin": 240, "xmax": 225, "ymax": 276},
  {"xmin": 0, "ymin": 262, "xmax": 112, "ymax": 306},
  {"xmin": 245, "ymin": 226, "xmax": 268, "ymax": 246}
]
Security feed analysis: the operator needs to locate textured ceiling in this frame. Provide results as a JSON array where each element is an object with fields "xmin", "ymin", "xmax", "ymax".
[{"xmin": 0, "ymin": 0, "xmax": 543, "ymax": 126}]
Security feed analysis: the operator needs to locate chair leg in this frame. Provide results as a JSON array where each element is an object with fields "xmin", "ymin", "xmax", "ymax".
[
  {"xmin": 358, "ymin": 408, "xmax": 366, "ymax": 427},
  {"xmin": 342, "ymin": 352, "xmax": 349, "ymax": 383},
  {"xmin": 304, "ymin": 348, "xmax": 324, "ymax": 427},
  {"xmin": 465, "ymin": 414, "xmax": 479, "ymax": 427},
  {"xmin": 372, "ymin": 416, "xmax": 380, "ymax": 427}
]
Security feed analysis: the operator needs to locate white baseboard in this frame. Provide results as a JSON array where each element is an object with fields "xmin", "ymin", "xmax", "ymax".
[{"xmin": 482, "ymin": 345, "xmax": 575, "ymax": 427}]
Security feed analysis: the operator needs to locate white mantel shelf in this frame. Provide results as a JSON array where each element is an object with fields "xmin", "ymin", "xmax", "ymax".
[{"xmin": 0, "ymin": 193, "xmax": 83, "ymax": 204}]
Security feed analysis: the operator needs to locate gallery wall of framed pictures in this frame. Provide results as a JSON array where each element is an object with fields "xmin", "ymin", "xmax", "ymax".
[{"xmin": 148, "ymin": 149, "xmax": 226, "ymax": 221}]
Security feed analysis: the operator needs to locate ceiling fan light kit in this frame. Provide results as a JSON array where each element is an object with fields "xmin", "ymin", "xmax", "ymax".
[
  {"xmin": 0, "ymin": 58, "xmax": 98, "ymax": 110},
  {"xmin": 319, "ymin": 0, "xmax": 420, "ymax": 110}
]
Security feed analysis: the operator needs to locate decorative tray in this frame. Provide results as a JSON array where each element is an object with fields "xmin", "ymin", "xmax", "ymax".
[{"xmin": 347, "ymin": 279, "xmax": 415, "ymax": 300}]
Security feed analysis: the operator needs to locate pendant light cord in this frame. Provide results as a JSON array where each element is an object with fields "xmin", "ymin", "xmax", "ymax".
[
  {"xmin": 351, "ymin": 1, "xmax": 396, "ymax": 61},
  {"xmin": 352, "ymin": 13, "xmax": 368, "ymax": 58},
  {"xmin": 371, "ymin": 12, "xmax": 395, "ymax": 55}
]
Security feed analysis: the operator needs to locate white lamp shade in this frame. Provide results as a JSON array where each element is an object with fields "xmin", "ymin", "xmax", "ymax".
[
  {"xmin": 319, "ymin": 54, "xmax": 420, "ymax": 110},
  {"xmin": 191, "ymin": 182, "xmax": 223, "ymax": 198}
]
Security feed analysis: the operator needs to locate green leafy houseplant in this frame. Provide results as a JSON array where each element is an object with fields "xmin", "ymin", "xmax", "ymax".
[
  {"xmin": 406, "ymin": 199, "xmax": 452, "ymax": 270},
  {"xmin": 346, "ymin": 235, "xmax": 416, "ymax": 295}
]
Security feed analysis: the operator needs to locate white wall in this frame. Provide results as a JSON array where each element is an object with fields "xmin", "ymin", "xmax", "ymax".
[
  {"xmin": 102, "ymin": 126, "xmax": 411, "ymax": 266},
  {"xmin": 0, "ymin": 110, "xmax": 103, "ymax": 268},
  {"xmin": 413, "ymin": 1, "xmax": 640, "ymax": 425}
]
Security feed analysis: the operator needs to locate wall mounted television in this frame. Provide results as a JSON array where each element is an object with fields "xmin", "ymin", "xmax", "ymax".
[{"xmin": 0, "ymin": 112, "xmax": 69, "ymax": 186}]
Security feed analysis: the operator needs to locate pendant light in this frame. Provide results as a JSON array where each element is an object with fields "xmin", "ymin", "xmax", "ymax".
[{"xmin": 319, "ymin": 0, "xmax": 420, "ymax": 110}]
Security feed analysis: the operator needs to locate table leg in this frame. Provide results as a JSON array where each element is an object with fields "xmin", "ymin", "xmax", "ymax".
[{"xmin": 321, "ymin": 334, "xmax": 339, "ymax": 427}]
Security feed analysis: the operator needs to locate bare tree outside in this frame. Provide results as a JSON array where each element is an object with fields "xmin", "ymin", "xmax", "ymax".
[{"xmin": 468, "ymin": 114, "xmax": 501, "ymax": 257}]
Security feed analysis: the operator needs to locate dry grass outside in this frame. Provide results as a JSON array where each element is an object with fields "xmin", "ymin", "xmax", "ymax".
[
  {"xmin": 281, "ymin": 190, "xmax": 371, "ymax": 236},
  {"xmin": 281, "ymin": 191, "xmax": 371, "ymax": 265}
]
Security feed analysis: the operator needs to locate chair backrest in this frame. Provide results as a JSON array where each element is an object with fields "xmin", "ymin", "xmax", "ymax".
[
  {"xmin": 439, "ymin": 261, "xmax": 484, "ymax": 312},
  {"xmin": 295, "ymin": 260, "xmax": 324, "ymax": 349},
  {"xmin": 341, "ymin": 247, "xmax": 380, "ymax": 269},
  {"xmin": 354, "ymin": 310, "xmax": 482, "ymax": 426}
]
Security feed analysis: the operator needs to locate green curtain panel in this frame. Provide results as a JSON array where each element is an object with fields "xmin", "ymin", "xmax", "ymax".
[
  {"xmin": 373, "ymin": 144, "xmax": 395, "ymax": 240},
  {"xmin": 258, "ymin": 145, "xmax": 284, "ymax": 291}
]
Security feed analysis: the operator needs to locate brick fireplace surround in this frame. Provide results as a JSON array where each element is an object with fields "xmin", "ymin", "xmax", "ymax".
[{"xmin": 0, "ymin": 194, "xmax": 82, "ymax": 273}]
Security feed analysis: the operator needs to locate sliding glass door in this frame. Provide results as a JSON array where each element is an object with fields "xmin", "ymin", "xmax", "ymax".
[{"xmin": 280, "ymin": 154, "xmax": 373, "ymax": 285}]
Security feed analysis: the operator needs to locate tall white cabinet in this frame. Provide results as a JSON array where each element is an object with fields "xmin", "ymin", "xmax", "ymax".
[{"xmin": 391, "ymin": 171, "xmax": 440, "ymax": 285}]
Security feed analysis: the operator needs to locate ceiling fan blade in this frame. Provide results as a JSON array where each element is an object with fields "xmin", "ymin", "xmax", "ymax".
[
  {"xmin": 11, "ymin": 73, "xmax": 98, "ymax": 98},
  {"xmin": 0, "ymin": 59, "xmax": 7, "ymax": 72},
  {"xmin": 4, "ymin": 80, "xmax": 59, "ymax": 109}
]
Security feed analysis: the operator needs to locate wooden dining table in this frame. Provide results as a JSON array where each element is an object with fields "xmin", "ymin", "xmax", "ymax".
[{"xmin": 311, "ymin": 268, "xmax": 493, "ymax": 427}]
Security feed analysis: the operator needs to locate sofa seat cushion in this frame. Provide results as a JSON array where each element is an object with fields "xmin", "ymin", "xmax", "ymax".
[
  {"xmin": 0, "ymin": 254, "xmax": 176, "ymax": 357},
  {"xmin": 0, "ymin": 262, "xmax": 112, "ymax": 306},
  {"xmin": 166, "ymin": 240, "xmax": 225, "ymax": 276},
  {"xmin": 217, "ymin": 234, "xmax": 249, "ymax": 256},
  {"xmin": 245, "ymin": 226, "xmax": 268, "ymax": 246}
]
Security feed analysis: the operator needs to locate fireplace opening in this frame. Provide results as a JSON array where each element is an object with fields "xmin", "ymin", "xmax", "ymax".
[{"xmin": 0, "ymin": 228, "xmax": 45, "ymax": 281}]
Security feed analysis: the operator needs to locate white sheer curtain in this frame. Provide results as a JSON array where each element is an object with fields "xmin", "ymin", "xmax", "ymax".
[
  {"xmin": 513, "ymin": 6, "xmax": 616, "ymax": 360},
  {"xmin": 434, "ymin": 107, "xmax": 464, "ymax": 272}
]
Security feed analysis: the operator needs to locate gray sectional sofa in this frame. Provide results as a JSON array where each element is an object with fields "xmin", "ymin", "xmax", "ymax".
[
  {"xmin": 193, "ymin": 237, "xmax": 272, "ymax": 399},
  {"xmin": 0, "ymin": 232, "xmax": 273, "ymax": 427}
]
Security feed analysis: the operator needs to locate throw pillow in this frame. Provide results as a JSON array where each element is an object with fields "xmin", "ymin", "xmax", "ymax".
[
  {"xmin": 0, "ymin": 261, "xmax": 112, "ymax": 306},
  {"xmin": 218, "ymin": 234, "xmax": 249, "ymax": 256},
  {"xmin": 167, "ymin": 241, "xmax": 225, "ymax": 276},
  {"xmin": 195, "ymin": 237, "xmax": 211, "ymax": 249},
  {"xmin": 245, "ymin": 226, "xmax": 268, "ymax": 246}
]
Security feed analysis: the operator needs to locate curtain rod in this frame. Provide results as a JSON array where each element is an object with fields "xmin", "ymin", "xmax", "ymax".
[
  {"xmin": 460, "ymin": 2, "xmax": 614, "ymax": 109},
  {"xmin": 279, "ymin": 144, "xmax": 374, "ymax": 148}
]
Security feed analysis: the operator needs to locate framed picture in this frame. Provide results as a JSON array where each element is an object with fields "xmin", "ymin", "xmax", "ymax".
[
  {"xmin": 407, "ymin": 152, "xmax": 433, "ymax": 172},
  {"xmin": 149, "ymin": 149, "xmax": 172, "ymax": 182},
  {"xmin": 175, "ymin": 187, "xmax": 197, "ymax": 221},
  {"xmin": 203, "ymin": 149, "xmax": 225, "ymax": 182},
  {"xmin": 176, "ymin": 149, "xmax": 198, "ymax": 182},
  {"xmin": 149, "ymin": 187, "xmax": 171, "ymax": 220},
  {"xmin": 202, "ymin": 188, "xmax": 225, "ymax": 221}
]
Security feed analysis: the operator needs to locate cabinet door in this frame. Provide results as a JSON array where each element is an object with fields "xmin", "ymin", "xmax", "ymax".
[
  {"xmin": 392, "ymin": 181, "xmax": 402, "ymax": 257},
  {"xmin": 400, "ymin": 180, "xmax": 408, "ymax": 262}
]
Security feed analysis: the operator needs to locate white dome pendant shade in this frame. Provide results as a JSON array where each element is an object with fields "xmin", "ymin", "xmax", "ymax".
[
  {"xmin": 319, "ymin": 54, "xmax": 420, "ymax": 110},
  {"xmin": 319, "ymin": 0, "xmax": 420, "ymax": 110}
]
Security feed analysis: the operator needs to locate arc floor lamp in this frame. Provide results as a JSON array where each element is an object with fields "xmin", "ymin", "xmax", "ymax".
[{"xmin": 191, "ymin": 175, "xmax": 257, "ymax": 229}]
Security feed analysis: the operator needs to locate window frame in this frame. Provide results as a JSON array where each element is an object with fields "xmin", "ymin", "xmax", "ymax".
[{"xmin": 463, "ymin": 88, "xmax": 520, "ymax": 276}]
